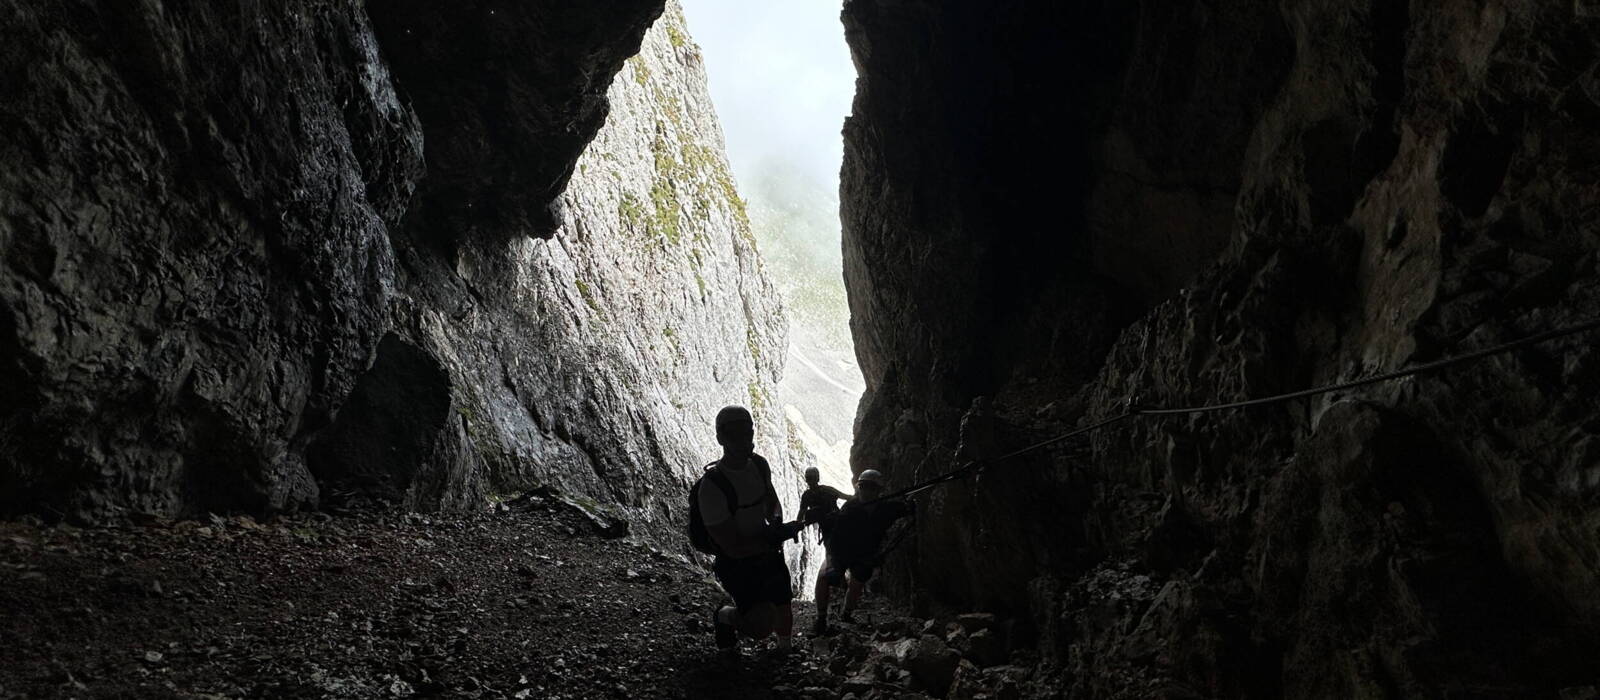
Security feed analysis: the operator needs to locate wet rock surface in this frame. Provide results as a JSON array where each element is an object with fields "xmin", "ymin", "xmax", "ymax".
[{"xmin": 843, "ymin": 0, "xmax": 1600, "ymax": 695}]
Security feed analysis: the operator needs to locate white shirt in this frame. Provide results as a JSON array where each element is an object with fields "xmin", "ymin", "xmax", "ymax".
[{"xmin": 697, "ymin": 454, "xmax": 774, "ymax": 546}]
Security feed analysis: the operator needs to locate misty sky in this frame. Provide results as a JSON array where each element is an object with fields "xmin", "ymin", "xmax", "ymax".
[{"xmin": 678, "ymin": 0, "xmax": 856, "ymax": 192}]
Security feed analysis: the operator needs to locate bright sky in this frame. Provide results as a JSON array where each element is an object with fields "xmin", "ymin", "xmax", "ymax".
[{"xmin": 678, "ymin": 0, "xmax": 856, "ymax": 191}]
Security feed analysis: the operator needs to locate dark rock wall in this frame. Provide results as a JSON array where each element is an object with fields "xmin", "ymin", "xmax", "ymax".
[
  {"xmin": 368, "ymin": 0, "xmax": 660, "ymax": 245},
  {"xmin": 0, "ymin": 0, "xmax": 815, "ymax": 530},
  {"xmin": 0, "ymin": 1, "xmax": 422, "ymax": 517},
  {"xmin": 843, "ymin": 0, "xmax": 1600, "ymax": 695}
]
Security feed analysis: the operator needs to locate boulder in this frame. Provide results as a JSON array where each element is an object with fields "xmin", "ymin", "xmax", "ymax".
[
  {"xmin": 963, "ymin": 629, "xmax": 1007, "ymax": 668},
  {"xmin": 895, "ymin": 634, "xmax": 961, "ymax": 697}
]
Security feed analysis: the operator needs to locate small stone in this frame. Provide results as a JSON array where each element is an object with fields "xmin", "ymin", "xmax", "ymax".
[
  {"xmin": 956, "ymin": 613, "xmax": 998, "ymax": 635},
  {"xmin": 143, "ymin": 651, "xmax": 164, "ymax": 664},
  {"xmin": 841, "ymin": 674, "xmax": 875, "ymax": 695}
]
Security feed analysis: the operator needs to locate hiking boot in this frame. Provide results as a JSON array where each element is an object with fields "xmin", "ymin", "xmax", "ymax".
[
  {"xmin": 771, "ymin": 636, "xmax": 794, "ymax": 656},
  {"xmin": 713, "ymin": 606, "xmax": 737, "ymax": 652}
]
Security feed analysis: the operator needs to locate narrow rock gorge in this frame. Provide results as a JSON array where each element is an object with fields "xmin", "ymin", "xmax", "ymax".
[
  {"xmin": 843, "ymin": 0, "xmax": 1600, "ymax": 696},
  {"xmin": 4, "ymin": 0, "xmax": 1600, "ymax": 697},
  {"xmin": 0, "ymin": 0, "xmax": 804, "ymax": 547}
]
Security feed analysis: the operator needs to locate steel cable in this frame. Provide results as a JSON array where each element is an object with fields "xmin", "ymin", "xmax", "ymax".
[{"xmin": 883, "ymin": 316, "xmax": 1600, "ymax": 501}]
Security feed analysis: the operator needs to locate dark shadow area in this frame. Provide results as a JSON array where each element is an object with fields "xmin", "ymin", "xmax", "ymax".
[
  {"xmin": 307, "ymin": 334, "xmax": 451, "ymax": 504},
  {"xmin": 1441, "ymin": 115, "xmax": 1518, "ymax": 218}
]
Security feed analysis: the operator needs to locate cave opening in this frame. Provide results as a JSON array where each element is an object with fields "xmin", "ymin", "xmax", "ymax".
[
  {"xmin": 675, "ymin": 0, "xmax": 863, "ymax": 597},
  {"xmin": 6, "ymin": 0, "xmax": 1600, "ymax": 695}
]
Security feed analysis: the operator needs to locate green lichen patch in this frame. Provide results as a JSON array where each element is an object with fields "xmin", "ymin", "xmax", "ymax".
[
  {"xmin": 661, "ymin": 325, "xmax": 684, "ymax": 359},
  {"xmin": 746, "ymin": 324, "xmax": 762, "ymax": 363},
  {"xmin": 665, "ymin": 22, "xmax": 689, "ymax": 50},
  {"xmin": 649, "ymin": 179, "xmax": 683, "ymax": 245},
  {"xmin": 618, "ymin": 192, "xmax": 645, "ymax": 231},
  {"xmin": 747, "ymin": 380, "xmax": 769, "ymax": 414},
  {"xmin": 785, "ymin": 416, "xmax": 807, "ymax": 454},
  {"xmin": 628, "ymin": 55, "xmax": 652, "ymax": 87},
  {"xmin": 647, "ymin": 134, "xmax": 686, "ymax": 246},
  {"xmin": 575, "ymin": 279, "xmax": 604, "ymax": 318}
]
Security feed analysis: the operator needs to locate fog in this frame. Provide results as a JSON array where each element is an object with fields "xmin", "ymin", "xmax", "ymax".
[{"xmin": 677, "ymin": 1, "xmax": 862, "ymax": 520}]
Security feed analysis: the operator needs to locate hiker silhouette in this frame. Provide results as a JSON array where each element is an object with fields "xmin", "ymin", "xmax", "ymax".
[
  {"xmin": 694, "ymin": 406, "xmax": 803, "ymax": 655},
  {"xmin": 811, "ymin": 469, "xmax": 911, "ymax": 635}
]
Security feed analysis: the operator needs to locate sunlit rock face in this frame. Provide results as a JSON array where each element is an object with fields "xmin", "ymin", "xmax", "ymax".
[
  {"xmin": 843, "ymin": 0, "xmax": 1600, "ymax": 695},
  {"xmin": 379, "ymin": 0, "xmax": 805, "ymax": 541},
  {"xmin": 0, "ymin": 0, "xmax": 800, "ymax": 552}
]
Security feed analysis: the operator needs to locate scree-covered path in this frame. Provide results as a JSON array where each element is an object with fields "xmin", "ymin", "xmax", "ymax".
[{"xmin": 0, "ymin": 497, "xmax": 1047, "ymax": 699}]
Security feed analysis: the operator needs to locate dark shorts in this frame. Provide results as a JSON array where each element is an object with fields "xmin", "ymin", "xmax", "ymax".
[
  {"xmin": 713, "ymin": 550, "xmax": 793, "ymax": 612},
  {"xmin": 820, "ymin": 556, "xmax": 875, "ymax": 586}
]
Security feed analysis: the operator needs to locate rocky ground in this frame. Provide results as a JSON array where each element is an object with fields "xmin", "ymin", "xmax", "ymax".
[{"xmin": 0, "ymin": 497, "xmax": 1053, "ymax": 699}]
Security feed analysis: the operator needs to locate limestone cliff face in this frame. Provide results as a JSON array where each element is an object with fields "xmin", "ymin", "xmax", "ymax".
[
  {"xmin": 0, "ymin": 0, "xmax": 800, "ymax": 553},
  {"xmin": 844, "ymin": 0, "xmax": 1600, "ymax": 695},
  {"xmin": 377, "ymin": 0, "xmax": 803, "ymax": 535}
]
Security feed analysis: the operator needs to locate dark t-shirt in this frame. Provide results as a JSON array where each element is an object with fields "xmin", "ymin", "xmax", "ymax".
[
  {"xmin": 822, "ymin": 497, "xmax": 912, "ymax": 566},
  {"xmin": 800, "ymin": 485, "xmax": 848, "ymax": 529}
]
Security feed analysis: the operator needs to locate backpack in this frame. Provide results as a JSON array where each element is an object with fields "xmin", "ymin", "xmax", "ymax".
[{"xmin": 688, "ymin": 455, "xmax": 777, "ymax": 556}]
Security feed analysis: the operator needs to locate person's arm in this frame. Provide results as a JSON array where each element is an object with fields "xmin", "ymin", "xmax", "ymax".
[
  {"xmin": 758, "ymin": 456, "xmax": 782, "ymax": 522},
  {"xmin": 824, "ymin": 485, "xmax": 849, "ymax": 503}
]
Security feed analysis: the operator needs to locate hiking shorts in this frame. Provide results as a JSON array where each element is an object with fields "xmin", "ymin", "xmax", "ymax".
[
  {"xmin": 713, "ymin": 549, "xmax": 793, "ymax": 613},
  {"xmin": 820, "ymin": 555, "xmax": 875, "ymax": 586}
]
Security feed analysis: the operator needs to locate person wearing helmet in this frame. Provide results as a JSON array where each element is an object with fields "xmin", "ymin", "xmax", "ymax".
[
  {"xmin": 699, "ymin": 406, "xmax": 804, "ymax": 655},
  {"xmin": 812, "ymin": 468, "xmax": 912, "ymax": 634}
]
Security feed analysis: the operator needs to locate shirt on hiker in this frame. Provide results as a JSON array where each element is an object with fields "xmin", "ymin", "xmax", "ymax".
[
  {"xmin": 697, "ymin": 454, "xmax": 776, "ymax": 555},
  {"xmin": 800, "ymin": 484, "xmax": 849, "ymax": 532},
  {"xmin": 822, "ymin": 497, "xmax": 912, "ymax": 566}
]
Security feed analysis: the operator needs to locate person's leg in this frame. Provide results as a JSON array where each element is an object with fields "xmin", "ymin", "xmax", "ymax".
[
  {"xmin": 758, "ymin": 550, "xmax": 796, "ymax": 651},
  {"xmin": 776, "ymin": 603, "xmax": 793, "ymax": 641},
  {"xmin": 841, "ymin": 564, "xmax": 873, "ymax": 620},
  {"xmin": 736, "ymin": 602, "xmax": 777, "ymax": 638},
  {"xmin": 814, "ymin": 555, "xmax": 840, "ymax": 634},
  {"xmin": 711, "ymin": 558, "xmax": 744, "ymax": 651},
  {"xmin": 841, "ymin": 578, "xmax": 864, "ymax": 620},
  {"xmin": 715, "ymin": 555, "xmax": 775, "ymax": 651}
]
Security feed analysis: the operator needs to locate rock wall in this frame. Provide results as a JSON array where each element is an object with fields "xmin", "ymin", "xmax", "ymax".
[
  {"xmin": 842, "ymin": 0, "xmax": 1600, "ymax": 695},
  {"xmin": 0, "ymin": 0, "xmax": 425, "ymax": 518},
  {"xmin": 0, "ymin": 0, "xmax": 804, "ymax": 552},
  {"xmin": 376, "ymin": 0, "xmax": 807, "ymax": 538}
]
